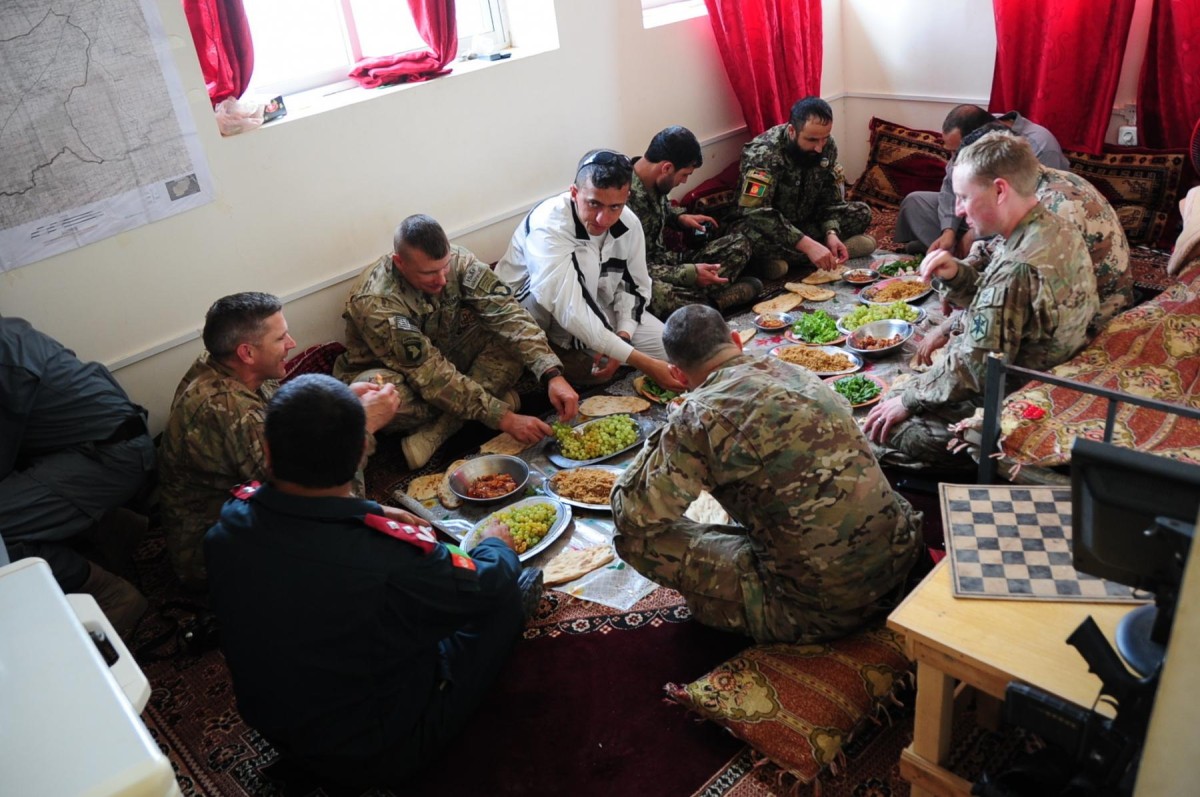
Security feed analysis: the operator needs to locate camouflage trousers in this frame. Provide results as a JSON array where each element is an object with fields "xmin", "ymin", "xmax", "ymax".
[
  {"xmin": 732, "ymin": 201, "xmax": 873, "ymax": 265},
  {"xmin": 648, "ymin": 233, "xmax": 754, "ymax": 318},
  {"xmin": 353, "ymin": 334, "xmax": 523, "ymax": 434},
  {"xmin": 870, "ymin": 399, "xmax": 979, "ymax": 471},
  {"xmin": 614, "ymin": 527, "xmax": 899, "ymax": 644}
]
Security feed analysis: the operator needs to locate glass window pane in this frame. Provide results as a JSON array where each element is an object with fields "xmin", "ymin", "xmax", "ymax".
[
  {"xmin": 243, "ymin": 0, "xmax": 349, "ymax": 91},
  {"xmin": 350, "ymin": 0, "xmax": 426, "ymax": 57},
  {"xmin": 456, "ymin": 0, "xmax": 490, "ymax": 38}
]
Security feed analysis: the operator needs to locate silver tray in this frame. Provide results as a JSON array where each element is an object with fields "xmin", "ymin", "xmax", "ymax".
[
  {"xmin": 460, "ymin": 496, "xmax": 572, "ymax": 562},
  {"xmin": 859, "ymin": 276, "xmax": 933, "ymax": 306},
  {"xmin": 837, "ymin": 306, "xmax": 926, "ymax": 336},
  {"xmin": 542, "ymin": 464, "xmax": 626, "ymax": 512},
  {"xmin": 546, "ymin": 415, "xmax": 656, "ymax": 469},
  {"xmin": 770, "ymin": 344, "xmax": 863, "ymax": 376}
]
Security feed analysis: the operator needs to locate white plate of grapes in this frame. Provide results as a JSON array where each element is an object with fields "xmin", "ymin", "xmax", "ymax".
[
  {"xmin": 837, "ymin": 301, "xmax": 927, "ymax": 336},
  {"xmin": 547, "ymin": 414, "xmax": 655, "ymax": 468},
  {"xmin": 461, "ymin": 497, "xmax": 572, "ymax": 562}
]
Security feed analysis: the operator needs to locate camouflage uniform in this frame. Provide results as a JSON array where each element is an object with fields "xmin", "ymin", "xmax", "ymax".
[
  {"xmin": 611, "ymin": 354, "xmax": 922, "ymax": 644},
  {"xmin": 159, "ymin": 353, "xmax": 274, "ymax": 587},
  {"xmin": 727, "ymin": 125, "xmax": 872, "ymax": 263},
  {"xmin": 875, "ymin": 204, "xmax": 1099, "ymax": 469},
  {"xmin": 964, "ymin": 167, "xmax": 1133, "ymax": 332},
  {"xmin": 333, "ymin": 246, "xmax": 562, "ymax": 431},
  {"xmin": 625, "ymin": 162, "xmax": 753, "ymax": 318}
]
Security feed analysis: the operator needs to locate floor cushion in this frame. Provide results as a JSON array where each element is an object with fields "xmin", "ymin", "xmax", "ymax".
[{"xmin": 849, "ymin": 117, "xmax": 949, "ymax": 210}]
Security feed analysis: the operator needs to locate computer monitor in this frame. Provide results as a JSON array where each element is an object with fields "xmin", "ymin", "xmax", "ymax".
[{"xmin": 1071, "ymin": 438, "xmax": 1200, "ymax": 676}]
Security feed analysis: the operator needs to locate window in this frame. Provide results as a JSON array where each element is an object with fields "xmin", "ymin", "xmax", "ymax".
[
  {"xmin": 242, "ymin": 0, "xmax": 509, "ymax": 99},
  {"xmin": 640, "ymin": 0, "xmax": 707, "ymax": 29}
]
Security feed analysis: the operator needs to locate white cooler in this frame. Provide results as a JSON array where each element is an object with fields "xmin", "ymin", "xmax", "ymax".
[{"xmin": 0, "ymin": 557, "xmax": 180, "ymax": 796}]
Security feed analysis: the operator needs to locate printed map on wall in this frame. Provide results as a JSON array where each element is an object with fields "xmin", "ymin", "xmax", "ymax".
[{"xmin": 0, "ymin": 0, "xmax": 212, "ymax": 272}]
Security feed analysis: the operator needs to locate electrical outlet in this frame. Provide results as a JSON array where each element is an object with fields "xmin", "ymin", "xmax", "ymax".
[{"xmin": 1118, "ymin": 126, "xmax": 1138, "ymax": 146}]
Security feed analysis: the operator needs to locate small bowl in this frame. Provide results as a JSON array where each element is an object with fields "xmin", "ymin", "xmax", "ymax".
[
  {"xmin": 753, "ymin": 312, "xmax": 795, "ymax": 332},
  {"xmin": 842, "ymin": 268, "xmax": 880, "ymax": 285},
  {"xmin": 448, "ymin": 455, "xmax": 530, "ymax": 504},
  {"xmin": 846, "ymin": 320, "xmax": 914, "ymax": 359}
]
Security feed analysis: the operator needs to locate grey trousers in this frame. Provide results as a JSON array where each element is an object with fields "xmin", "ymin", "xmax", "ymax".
[{"xmin": 894, "ymin": 191, "xmax": 944, "ymax": 248}]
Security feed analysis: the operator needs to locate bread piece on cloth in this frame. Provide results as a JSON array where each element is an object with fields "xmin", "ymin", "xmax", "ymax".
[
  {"xmin": 579, "ymin": 395, "xmax": 650, "ymax": 416},
  {"xmin": 800, "ymin": 269, "xmax": 844, "ymax": 285},
  {"xmin": 734, "ymin": 328, "xmax": 757, "ymax": 345},
  {"xmin": 438, "ymin": 458, "xmax": 469, "ymax": 509},
  {"xmin": 406, "ymin": 473, "xmax": 442, "ymax": 502},
  {"xmin": 684, "ymin": 490, "xmax": 732, "ymax": 524},
  {"xmin": 752, "ymin": 293, "xmax": 806, "ymax": 315},
  {"xmin": 544, "ymin": 545, "xmax": 616, "ymax": 587},
  {"xmin": 479, "ymin": 433, "xmax": 534, "ymax": 456},
  {"xmin": 784, "ymin": 283, "xmax": 835, "ymax": 301}
]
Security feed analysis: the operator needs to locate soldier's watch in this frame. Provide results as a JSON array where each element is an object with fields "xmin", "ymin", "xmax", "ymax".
[{"xmin": 540, "ymin": 367, "xmax": 563, "ymax": 387}]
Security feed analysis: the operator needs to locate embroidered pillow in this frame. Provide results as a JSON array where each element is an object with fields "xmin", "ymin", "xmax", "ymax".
[{"xmin": 849, "ymin": 118, "xmax": 949, "ymax": 210}]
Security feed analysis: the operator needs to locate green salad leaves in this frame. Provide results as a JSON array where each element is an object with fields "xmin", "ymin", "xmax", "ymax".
[
  {"xmin": 791, "ymin": 309, "xmax": 840, "ymax": 343},
  {"xmin": 831, "ymin": 374, "xmax": 882, "ymax": 404}
]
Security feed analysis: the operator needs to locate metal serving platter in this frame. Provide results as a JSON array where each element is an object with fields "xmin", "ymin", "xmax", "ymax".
[
  {"xmin": 460, "ymin": 496, "xmax": 572, "ymax": 562},
  {"xmin": 836, "ymin": 306, "xmax": 926, "ymax": 336},
  {"xmin": 770, "ymin": 344, "xmax": 864, "ymax": 377},
  {"xmin": 860, "ymin": 276, "xmax": 933, "ymax": 306},
  {"xmin": 542, "ymin": 464, "xmax": 626, "ymax": 512},
  {"xmin": 545, "ymin": 415, "xmax": 657, "ymax": 469}
]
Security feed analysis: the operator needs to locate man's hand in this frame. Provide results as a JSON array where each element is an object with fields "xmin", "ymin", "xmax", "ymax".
[
  {"xmin": 498, "ymin": 411, "xmax": 553, "ymax": 444},
  {"xmin": 641, "ymin": 357, "xmax": 686, "ymax": 392},
  {"xmin": 479, "ymin": 519, "xmax": 516, "ymax": 550},
  {"xmin": 591, "ymin": 352, "xmax": 623, "ymax": 382},
  {"xmin": 928, "ymin": 229, "xmax": 958, "ymax": 254},
  {"xmin": 546, "ymin": 375, "xmax": 579, "ymax": 422},
  {"xmin": 351, "ymin": 382, "xmax": 401, "ymax": 433},
  {"xmin": 919, "ymin": 249, "xmax": 960, "ymax": 283},
  {"xmin": 915, "ymin": 317, "xmax": 954, "ymax": 366},
  {"xmin": 826, "ymin": 232, "xmax": 849, "ymax": 264},
  {"xmin": 380, "ymin": 505, "xmax": 427, "ymax": 527},
  {"xmin": 863, "ymin": 396, "xmax": 911, "ymax": 444},
  {"xmin": 679, "ymin": 213, "xmax": 718, "ymax": 231},
  {"xmin": 695, "ymin": 263, "xmax": 729, "ymax": 288},
  {"xmin": 796, "ymin": 235, "xmax": 837, "ymax": 270}
]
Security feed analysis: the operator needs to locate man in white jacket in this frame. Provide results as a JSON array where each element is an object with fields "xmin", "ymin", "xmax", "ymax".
[{"xmin": 496, "ymin": 150, "xmax": 684, "ymax": 391}]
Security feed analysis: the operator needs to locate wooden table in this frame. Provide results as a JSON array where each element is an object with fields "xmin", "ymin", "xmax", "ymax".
[{"xmin": 887, "ymin": 559, "xmax": 1130, "ymax": 796}]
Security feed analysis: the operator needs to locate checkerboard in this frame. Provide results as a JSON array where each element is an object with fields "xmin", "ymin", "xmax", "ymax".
[{"xmin": 940, "ymin": 484, "xmax": 1149, "ymax": 603}]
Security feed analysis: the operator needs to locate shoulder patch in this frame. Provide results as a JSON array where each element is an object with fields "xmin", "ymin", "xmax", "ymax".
[
  {"xmin": 388, "ymin": 315, "xmax": 419, "ymax": 332},
  {"xmin": 231, "ymin": 481, "xmax": 262, "ymax": 500},
  {"xmin": 739, "ymin": 168, "xmax": 772, "ymax": 208},
  {"xmin": 462, "ymin": 262, "xmax": 488, "ymax": 290},
  {"xmin": 362, "ymin": 513, "xmax": 438, "ymax": 553}
]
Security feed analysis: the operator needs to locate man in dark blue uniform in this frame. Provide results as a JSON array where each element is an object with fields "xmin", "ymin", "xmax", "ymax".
[
  {"xmin": 205, "ymin": 374, "xmax": 539, "ymax": 789},
  {"xmin": 1, "ymin": 316, "xmax": 155, "ymax": 638}
]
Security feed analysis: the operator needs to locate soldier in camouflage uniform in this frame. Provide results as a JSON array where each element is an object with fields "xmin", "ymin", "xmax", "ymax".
[
  {"xmin": 865, "ymin": 133, "xmax": 1099, "ymax": 469},
  {"xmin": 727, "ymin": 97, "xmax": 875, "ymax": 273},
  {"xmin": 160, "ymin": 293, "xmax": 398, "ymax": 587},
  {"xmin": 611, "ymin": 305, "xmax": 922, "ymax": 644},
  {"xmin": 334, "ymin": 214, "xmax": 579, "ymax": 469},
  {"xmin": 625, "ymin": 126, "xmax": 756, "ymax": 317}
]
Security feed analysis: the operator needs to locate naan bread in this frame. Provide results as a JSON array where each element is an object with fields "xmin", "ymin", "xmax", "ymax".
[
  {"xmin": 438, "ymin": 458, "xmax": 469, "ymax": 509},
  {"xmin": 479, "ymin": 432, "xmax": 534, "ymax": 456},
  {"xmin": 543, "ymin": 545, "xmax": 615, "ymax": 587},
  {"xmin": 734, "ymin": 328, "xmax": 757, "ymax": 345},
  {"xmin": 406, "ymin": 473, "xmax": 442, "ymax": 502},
  {"xmin": 579, "ymin": 395, "xmax": 650, "ymax": 417},
  {"xmin": 684, "ymin": 491, "xmax": 732, "ymax": 525},
  {"xmin": 801, "ymin": 269, "xmax": 844, "ymax": 285},
  {"xmin": 784, "ymin": 283, "xmax": 835, "ymax": 302},
  {"xmin": 752, "ymin": 293, "xmax": 806, "ymax": 315}
]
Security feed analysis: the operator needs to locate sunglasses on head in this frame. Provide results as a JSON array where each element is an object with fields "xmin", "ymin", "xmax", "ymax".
[{"xmin": 577, "ymin": 150, "xmax": 632, "ymax": 174}]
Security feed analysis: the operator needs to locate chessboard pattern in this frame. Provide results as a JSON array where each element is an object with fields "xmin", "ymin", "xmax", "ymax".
[{"xmin": 940, "ymin": 484, "xmax": 1149, "ymax": 603}]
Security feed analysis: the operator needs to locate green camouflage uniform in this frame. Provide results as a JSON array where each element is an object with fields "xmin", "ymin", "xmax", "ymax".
[
  {"xmin": 611, "ymin": 354, "xmax": 922, "ymax": 644},
  {"xmin": 727, "ymin": 125, "xmax": 873, "ymax": 263},
  {"xmin": 965, "ymin": 167, "xmax": 1133, "ymax": 332},
  {"xmin": 159, "ymin": 353, "xmax": 274, "ymax": 587},
  {"xmin": 333, "ymin": 246, "xmax": 562, "ymax": 431},
  {"xmin": 876, "ymin": 204, "xmax": 1099, "ymax": 469},
  {"xmin": 626, "ymin": 163, "xmax": 753, "ymax": 318}
]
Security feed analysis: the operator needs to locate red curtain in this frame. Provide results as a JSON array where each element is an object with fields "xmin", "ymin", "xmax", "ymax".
[
  {"xmin": 988, "ymin": 0, "xmax": 1135, "ymax": 155},
  {"xmin": 1138, "ymin": 0, "xmax": 1200, "ymax": 150},
  {"xmin": 702, "ymin": 0, "xmax": 823, "ymax": 135},
  {"xmin": 182, "ymin": 0, "xmax": 254, "ymax": 106},
  {"xmin": 349, "ymin": 1, "xmax": 458, "ymax": 89}
]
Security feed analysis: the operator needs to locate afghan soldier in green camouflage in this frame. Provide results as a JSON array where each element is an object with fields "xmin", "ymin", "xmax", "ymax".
[
  {"xmin": 334, "ymin": 215, "xmax": 579, "ymax": 469},
  {"xmin": 612, "ymin": 305, "xmax": 922, "ymax": 644},
  {"xmin": 625, "ymin": 127, "xmax": 755, "ymax": 317},
  {"xmin": 160, "ymin": 293, "xmax": 398, "ymax": 587},
  {"xmin": 727, "ymin": 97, "xmax": 875, "ymax": 272},
  {"xmin": 865, "ymin": 133, "xmax": 1099, "ymax": 469}
]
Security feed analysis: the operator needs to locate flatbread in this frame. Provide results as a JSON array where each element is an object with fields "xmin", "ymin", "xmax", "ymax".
[
  {"xmin": 784, "ymin": 282, "xmax": 835, "ymax": 302},
  {"xmin": 801, "ymin": 269, "xmax": 844, "ymax": 285},
  {"xmin": 752, "ymin": 293, "xmax": 806, "ymax": 315},
  {"xmin": 479, "ymin": 432, "xmax": 534, "ymax": 456},
  {"xmin": 734, "ymin": 328, "xmax": 756, "ymax": 345},
  {"xmin": 684, "ymin": 491, "xmax": 732, "ymax": 525},
  {"xmin": 438, "ymin": 458, "xmax": 469, "ymax": 509},
  {"xmin": 406, "ymin": 473, "xmax": 442, "ymax": 502},
  {"xmin": 579, "ymin": 395, "xmax": 650, "ymax": 417},
  {"xmin": 543, "ymin": 545, "xmax": 615, "ymax": 587}
]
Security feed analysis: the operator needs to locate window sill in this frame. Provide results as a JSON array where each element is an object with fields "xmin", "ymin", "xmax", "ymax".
[{"xmin": 642, "ymin": 0, "xmax": 708, "ymax": 30}]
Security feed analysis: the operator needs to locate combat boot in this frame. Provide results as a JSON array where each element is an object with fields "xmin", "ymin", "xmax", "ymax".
[
  {"xmin": 714, "ymin": 277, "xmax": 764, "ymax": 313},
  {"xmin": 844, "ymin": 234, "xmax": 877, "ymax": 259},
  {"xmin": 749, "ymin": 258, "xmax": 790, "ymax": 280},
  {"xmin": 400, "ymin": 415, "xmax": 464, "ymax": 470},
  {"xmin": 79, "ymin": 561, "xmax": 148, "ymax": 641}
]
